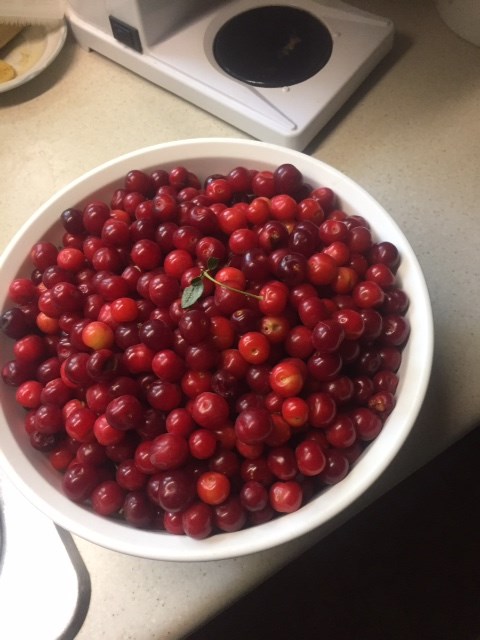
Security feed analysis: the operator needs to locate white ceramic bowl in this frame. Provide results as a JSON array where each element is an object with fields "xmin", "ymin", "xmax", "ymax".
[{"xmin": 0, "ymin": 138, "xmax": 433, "ymax": 561}]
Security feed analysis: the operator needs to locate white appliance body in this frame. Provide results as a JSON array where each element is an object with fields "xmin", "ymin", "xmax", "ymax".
[{"xmin": 66, "ymin": 0, "xmax": 394, "ymax": 150}]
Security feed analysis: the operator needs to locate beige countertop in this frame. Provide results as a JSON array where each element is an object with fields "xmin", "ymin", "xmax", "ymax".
[{"xmin": 1, "ymin": 1, "xmax": 480, "ymax": 638}]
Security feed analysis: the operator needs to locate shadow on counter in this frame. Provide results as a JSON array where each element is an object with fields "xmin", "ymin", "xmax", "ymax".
[{"xmin": 185, "ymin": 423, "xmax": 480, "ymax": 640}]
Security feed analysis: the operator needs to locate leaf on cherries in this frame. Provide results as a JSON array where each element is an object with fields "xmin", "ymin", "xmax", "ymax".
[
  {"xmin": 181, "ymin": 257, "xmax": 220, "ymax": 308},
  {"xmin": 181, "ymin": 276, "xmax": 204, "ymax": 309}
]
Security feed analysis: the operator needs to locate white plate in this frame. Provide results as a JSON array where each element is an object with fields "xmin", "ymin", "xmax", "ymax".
[{"xmin": 0, "ymin": 19, "xmax": 67, "ymax": 93}]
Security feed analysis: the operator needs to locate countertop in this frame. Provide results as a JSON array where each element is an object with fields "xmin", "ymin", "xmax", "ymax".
[{"xmin": 1, "ymin": 1, "xmax": 479, "ymax": 638}]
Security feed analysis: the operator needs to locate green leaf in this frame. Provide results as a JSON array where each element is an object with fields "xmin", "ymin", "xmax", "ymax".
[
  {"xmin": 206, "ymin": 256, "xmax": 219, "ymax": 272},
  {"xmin": 181, "ymin": 279, "xmax": 204, "ymax": 308}
]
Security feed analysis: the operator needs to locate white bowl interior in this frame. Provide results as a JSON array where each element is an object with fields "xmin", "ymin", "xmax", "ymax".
[{"xmin": 0, "ymin": 139, "xmax": 433, "ymax": 561}]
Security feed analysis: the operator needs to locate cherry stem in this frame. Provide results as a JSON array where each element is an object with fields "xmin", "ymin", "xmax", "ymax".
[{"xmin": 202, "ymin": 268, "xmax": 263, "ymax": 301}]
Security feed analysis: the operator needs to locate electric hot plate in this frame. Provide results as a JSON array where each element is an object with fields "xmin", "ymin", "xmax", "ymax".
[{"xmin": 213, "ymin": 6, "xmax": 334, "ymax": 88}]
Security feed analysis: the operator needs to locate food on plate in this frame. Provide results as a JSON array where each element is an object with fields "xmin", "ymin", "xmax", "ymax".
[
  {"xmin": 0, "ymin": 58, "xmax": 15, "ymax": 82},
  {"xmin": 1, "ymin": 162, "xmax": 410, "ymax": 539},
  {"xmin": 0, "ymin": 24, "xmax": 24, "ymax": 83}
]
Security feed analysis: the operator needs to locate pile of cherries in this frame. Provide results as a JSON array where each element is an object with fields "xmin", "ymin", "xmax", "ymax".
[{"xmin": 1, "ymin": 162, "xmax": 409, "ymax": 539}]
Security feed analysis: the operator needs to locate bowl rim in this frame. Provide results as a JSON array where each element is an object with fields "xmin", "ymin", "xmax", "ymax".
[{"xmin": 0, "ymin": 137, "xmax": 434, "ymax": 561}]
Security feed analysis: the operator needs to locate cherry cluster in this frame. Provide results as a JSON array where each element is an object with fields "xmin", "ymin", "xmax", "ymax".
[{"xmin": 1, "ymin": 162, "xmax": 409, "ymax": 539}]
